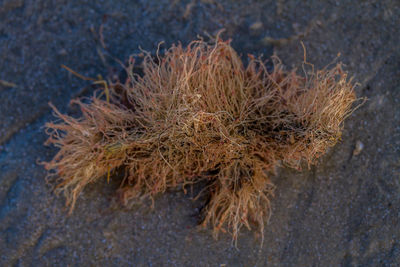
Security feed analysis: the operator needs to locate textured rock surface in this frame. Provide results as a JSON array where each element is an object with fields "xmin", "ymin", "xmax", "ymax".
[{"xmin": 0, "ymin": 0, "xmax": 399, "ymax": 266}]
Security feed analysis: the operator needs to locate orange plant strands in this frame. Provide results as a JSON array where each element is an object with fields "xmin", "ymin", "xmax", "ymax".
[{"xmin": 43, "ymin": 38, "xmax": 358, "ymax": 243}]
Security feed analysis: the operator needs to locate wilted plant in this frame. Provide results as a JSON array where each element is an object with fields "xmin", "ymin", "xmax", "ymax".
[{"xmin": 43, "ymin": 38, "xmax": 357, "ymax": 243}]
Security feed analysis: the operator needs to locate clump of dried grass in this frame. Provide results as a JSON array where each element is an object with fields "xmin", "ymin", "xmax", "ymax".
[{"xmin": 43, "ymin": 38, "xmax": 357, "ymax": 242}]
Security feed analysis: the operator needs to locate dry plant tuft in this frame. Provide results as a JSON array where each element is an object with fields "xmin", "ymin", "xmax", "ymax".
[{"xmin": 43, "ymin": 38, "xmax": 357, "ymax": 242}]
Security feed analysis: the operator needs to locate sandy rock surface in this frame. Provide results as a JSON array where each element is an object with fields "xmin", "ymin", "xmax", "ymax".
[{"xmin": 0, "ymin": 0, "xmax": 399, "ymax": 266}]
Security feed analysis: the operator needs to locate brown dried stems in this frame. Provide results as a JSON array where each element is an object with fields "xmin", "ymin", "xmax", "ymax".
[{"xmin": 43, "ymin": 39, "xmax": 357, "ymax": 241}]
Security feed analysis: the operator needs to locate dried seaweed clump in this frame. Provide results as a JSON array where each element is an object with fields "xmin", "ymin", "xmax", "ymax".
[{"xmin": 43, "ymin": 39, "xmax": 357, "ymax": 241}]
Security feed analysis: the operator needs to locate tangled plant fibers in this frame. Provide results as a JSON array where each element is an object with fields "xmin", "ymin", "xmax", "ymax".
[{"xmin": 43, "ymin": 38, "xmax": 357, "ymax": 241}]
